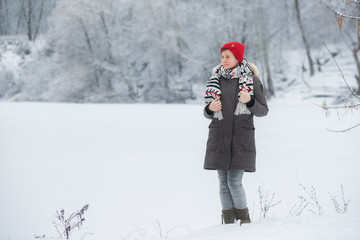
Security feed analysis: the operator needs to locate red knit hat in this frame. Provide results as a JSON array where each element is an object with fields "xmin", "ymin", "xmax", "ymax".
[{"xmin": 220, "ymin": 41, "xmax": 245, "ymax": 62}]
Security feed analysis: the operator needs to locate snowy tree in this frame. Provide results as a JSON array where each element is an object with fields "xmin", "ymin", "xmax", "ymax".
[
  {"xmin": 134, "ymin": 0, "xmax": 195, "ymax": 102},
  {"xmin": 20, "ymin": 0, "xmax": 45, "ymax": 41},
  {"xmin": 44, "ymin": 0, "xmax": 133, "ymax": 101},
  {"xmin": 0, "ymin": 0, "xmax": 55, "ymax": 37},
  {"xmin": 1, "ymin": 0, "xmax": 357, "ymax": 103}
]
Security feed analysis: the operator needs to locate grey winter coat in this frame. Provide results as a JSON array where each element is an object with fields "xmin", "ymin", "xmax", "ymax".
[{"xmin": 203, "ymin": 75, "xmax": 268, "ymax": 172}]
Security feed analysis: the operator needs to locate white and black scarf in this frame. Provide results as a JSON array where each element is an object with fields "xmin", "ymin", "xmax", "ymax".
[{"xmin": 204, "ymin": 58, "xmax": 254, "ymax": 120}]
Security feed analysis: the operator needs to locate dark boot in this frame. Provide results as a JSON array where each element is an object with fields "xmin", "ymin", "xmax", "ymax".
[
  {"xmin": 235, "ymin": 207, "xmax": 251, "ymax": 225},
  {"xmin": 221, "ymin": 209, "xmax": 236, "ymax": 224}
]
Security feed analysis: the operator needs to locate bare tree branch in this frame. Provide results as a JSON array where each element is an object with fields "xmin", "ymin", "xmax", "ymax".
[
  {"xmin": 326, "ymin": 123, "xmax": 360, "ymax": 132},
  {"xmin": 313, "ymin": 102, "xmax": 360, "ymax": 109},
  {"xmin": 322, "ymin": 2, "xmax": 360, "ymax": 20},
  {"xmin": 349, "ymin": 0, "xmax": 360, "ymax": 5},
  {"xmin": 323, "ymin": 41, "xmax": 360, "ymax": 99}
]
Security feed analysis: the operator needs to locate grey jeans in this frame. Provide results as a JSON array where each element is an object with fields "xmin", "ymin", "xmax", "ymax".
[{"xmin": 217, "ymin": 169, "xmax": 247, "ymax": 210}]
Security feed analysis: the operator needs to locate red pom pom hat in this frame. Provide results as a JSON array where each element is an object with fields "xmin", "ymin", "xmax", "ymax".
[{"xmin": 220, "ymin": 41, "xmax": 245, "ymax": 62}]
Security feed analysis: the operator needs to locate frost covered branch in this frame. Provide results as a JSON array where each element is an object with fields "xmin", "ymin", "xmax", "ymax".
[{"xmin": 322, "ymin": 2, "xmax": 360, "ymax": 21}]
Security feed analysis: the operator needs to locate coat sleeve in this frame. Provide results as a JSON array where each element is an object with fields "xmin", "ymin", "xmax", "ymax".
[
  {"xmin": 203, "ymin": 103, "xmax": 214, "ymax": 119},
  {"xmin": 247, "ymin": 76, "xmax": 269, "ymax": 117}
]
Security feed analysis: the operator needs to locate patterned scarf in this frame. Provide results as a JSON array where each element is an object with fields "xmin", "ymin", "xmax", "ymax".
[{"xmin": 204, "ymin": 58, "xmax": 254, "ymax": 120}]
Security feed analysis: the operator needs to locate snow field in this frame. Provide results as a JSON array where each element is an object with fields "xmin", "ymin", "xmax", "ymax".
[{"xmin": 0, "ymin": 95, "xmax": 359, "ymax": 239}]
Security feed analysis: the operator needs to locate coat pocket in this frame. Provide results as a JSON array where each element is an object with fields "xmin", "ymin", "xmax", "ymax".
[
  {"xmin": 206, "ymin": 121, "xmax": 219, "ymax": 152},
  {"xmin": 234, "ymin": 127, "xmax": 256, "ymax": 153}
]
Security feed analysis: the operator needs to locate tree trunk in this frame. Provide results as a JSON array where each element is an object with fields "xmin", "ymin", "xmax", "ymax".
[
  {"xmin": 99, "ymin": 11, "xmax": 114, "ymax": 64},
  {"xmin": 352, "ymin": 46, "xmax": 360, "ymax": 93},
  {"xmin": 4, "ymin": 0, "xmax": 9, "ymax": 35},
  {"xmin": 258, "ymin": 0, "xmax": 275, "ymax": 97},
  {"xmin": 295, "ymin": 0, "xmax": 315, "ymax": 76},
  {"xmin": 99, "ymin": 11, "xmax": 114, "ymax": 91},
  {"xmin": 79, "ymin": 18, "xmax": 93, "ymax": 54},
  {"xmin": 251, "ymin": 0, "xmax": 262, "ymax": 76},
  {"xmin": 0, "ymin": 0, "xmax": 3, "ymax": 34},
  {"xmin": 27, "ymin": 0, "xmax": 33, "ymax": 41},
  {"xmin": 33, "ymin": 0, "xmax": 45, "ymax": 41},
  {"xmin": 17, "ymin": 0, "xmax": 26, "ymax": 35},
  {"xmin": 78, "ymin": 17, "xmax": 99, "ymax": 90}
]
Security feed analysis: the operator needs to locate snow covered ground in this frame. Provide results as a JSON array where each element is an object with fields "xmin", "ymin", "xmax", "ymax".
[
  {"xmin": 0, "ymin": 88, "xmax": 359, "ymax": 239},
  {"xmin": 1, "ymin": 41, "xmax": 360, "ymax": 240}
]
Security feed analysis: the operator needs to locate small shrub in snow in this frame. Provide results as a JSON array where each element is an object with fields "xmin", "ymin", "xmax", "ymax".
[
  {"xmin": 329, "ymin": 185, "xmax": 350, "ymax": 214},
  {"xmin": 53, "ymin": 204, "xmax": 89, "ymax": 239},
  {"xmin": 258, "ymin": 186, "xmax": 281, "ymax": 219},
  {"xmin": 288, "ymin": 198, "xmax": 309, "ymax": 217},
  {"xmin": 298, "ymin": 183, "xmax": 324, "ymax": 215}
]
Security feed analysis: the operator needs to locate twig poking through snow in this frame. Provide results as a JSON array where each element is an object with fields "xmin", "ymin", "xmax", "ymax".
[
  {"xmin": 329, "ymin": 185, "xmax": 350, "ymax": 213},
  {"xmin": 288, "ymin": 198, "xmax": 309, "ymax": 217},
  {"xmin": 258, "ymin": 186, "xmax": 282, "ymax": 219},
  {"xmin": 153, "ymin": 220, "xmax": 163, "ymax": 239},
  {"xmin": 298, "ymin": 183, "xmax": 324, "ymax": 215}
]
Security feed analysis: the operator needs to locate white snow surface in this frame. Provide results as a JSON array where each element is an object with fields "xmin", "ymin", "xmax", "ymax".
[
  {"xmin": 1, "ymin": 89, "xmax": 360, "ymax": 240},
  {"xmin": 1, "ymin": 41, "xmax": 360, "ymax": 240}
]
